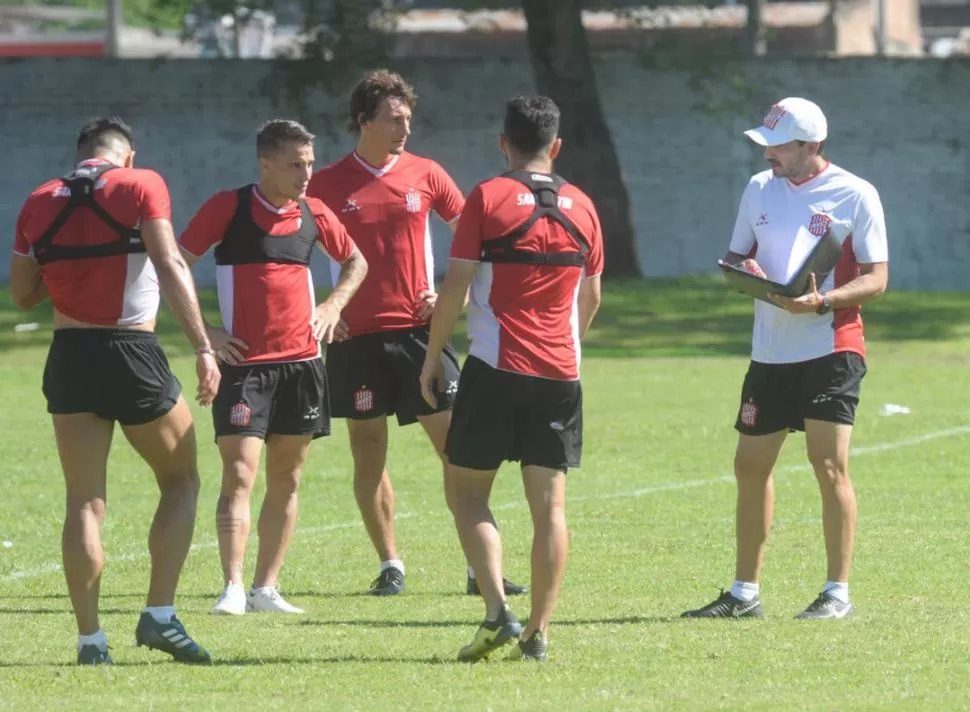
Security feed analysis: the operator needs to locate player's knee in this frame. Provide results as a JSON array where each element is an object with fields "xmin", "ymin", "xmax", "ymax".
[
  {"xmin": 221, "ymin": 458, "xmax": 258, "ymax": 493},
  {"xmin": 733, "ymin": 449, "xmax": 774, "ymax": 481},
  {"xmin": 808, "ymin": 450, "xmax": 849, "ymax": 485},
  {"xmin": 266, "ymin": 468, "xmax": 301, "ymax": 498}
]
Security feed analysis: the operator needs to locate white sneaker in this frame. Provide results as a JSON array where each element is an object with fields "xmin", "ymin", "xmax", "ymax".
[
  {"xmin": 212, "ymin": 583, "xmax": 247, "ymax": 616},
  {"xmin": 246, "ymin": 586, "xmax": 305, "ymax": 614}
]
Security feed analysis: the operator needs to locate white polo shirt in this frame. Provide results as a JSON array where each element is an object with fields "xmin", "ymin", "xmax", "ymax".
[{"xmin": 729, "ymin": 162, "xmax": 888, "ymax": 365}]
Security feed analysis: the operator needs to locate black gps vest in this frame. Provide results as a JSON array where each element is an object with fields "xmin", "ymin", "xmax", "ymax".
[
  {"xmin": 32, "ymin": 163, "xmax": 146, "ymax": 266},
  {"xmin": 213, "ymin": 186, "xmax": 318, "ymax": 266},
  {"xmin": 478, "ymin": 171, "xmax": 590, "ymax": 268}
]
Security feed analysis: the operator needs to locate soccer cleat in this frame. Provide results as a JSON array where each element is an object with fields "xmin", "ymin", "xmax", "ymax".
[
  {"xmin": 795, "ymin": 592, "xmax": 855, "ymax": 620},
  {"xmin": 681, "ymin": 589, "xmax": 764, "ymax": 619},
  {"xmin": 368, "ymin": 567, "xmax": 405, "ymax": 596},
  {"xmin": 466, "ymin": 576, "xmax": 529, "ymax": 597},
  {"xmin": 135, "ymin": 612, "xmax": 212, "ymax": 664},
  {"xmin": 246, "ymin": 586, "xmax": 305, "ymax": 614},
  {"xmin": 77, "ymin": 644, "xmax": 112, "ymax": 665},
  {"xmin": 457, "ymin": 605, "xmax": 522, "ymax": 662},
  {"xmin": 507, "ymin": 630, "xmax": 548, "ymax": 662},
  {"xmin": 211, "ymin": 583, "xmax": 247, "ymax": 616}
]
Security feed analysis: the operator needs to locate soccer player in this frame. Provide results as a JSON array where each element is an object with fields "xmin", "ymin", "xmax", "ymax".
[
  {"xmin": 10, "ymin": 117, "xmax": 218, "ymax": 665},
  {"xmin": 179, "ymin": 120, "xmax": 367, "ymax": 616},
  {"xmin": 682, "ymin": 97, "xmax": 889, "ymax": 621},
  {"xmin": 420, "ymin": 94, "xmax": 604, "ymax": 662},
  {"xmin": 308, "ymin": 69, "xmax": 527, "ymax": 597}
]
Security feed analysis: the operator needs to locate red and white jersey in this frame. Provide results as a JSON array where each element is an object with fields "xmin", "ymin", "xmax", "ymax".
[
  {"xmin": 451, "ymin": 175, "xmax": 605, "ymax": 381},
  {"xmin": 307, "ymin": 151, "xmax": 464, "ymax": 335},
  {"xmin": 179, "ymin": 187, "xmax": 356, "ymax": 364},
  {"xmin": 730, "ymin": 162, "xmax": 889, "ymax": 364},
  {"xmin": 13, "ymin": 158, "xmax": 168, "ymax": 326}
]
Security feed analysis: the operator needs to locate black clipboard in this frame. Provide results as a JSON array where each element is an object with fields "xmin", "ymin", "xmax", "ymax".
[{"xmin": 718, "ymin": 227, "xmax": 844, "ymax": 306}]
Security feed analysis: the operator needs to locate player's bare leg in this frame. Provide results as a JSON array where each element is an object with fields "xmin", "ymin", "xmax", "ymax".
[
  {"xmin": 348, "ymin": 416, "xmax": 403, "ymax": 594},
  {"xmin": 419, "ymin": 410, "xmax": 528, "ymax": 597},
  {"xmin": 799, "ymin": 419, "xmax": 856, "ymax": 619},
  {"xmin": 450, "ymin": 463, "xmax": 521, "ymax": 661},
  {"xmin": 243, "ymin": 433, "xmax": 311, "ymax": 614},
  {"xmin": 55, "ymin": 413, "xmax": 113, "ymax": 642},
  {"xmin": 212, "ymin": 435, "xmax": 263, "ymax": 613},
  {"xmin": 682, "ymin": 430, "xmax": 786, "ymax": 619}
]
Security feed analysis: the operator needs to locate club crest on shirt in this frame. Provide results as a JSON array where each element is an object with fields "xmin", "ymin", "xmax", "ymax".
[
  {"xmin": 808, "ymin": 212, "xmax": 832, "ymax": 237},
  {"xmin": 405, "ymin": 188, "xmax": 421, "ymax": 214}
]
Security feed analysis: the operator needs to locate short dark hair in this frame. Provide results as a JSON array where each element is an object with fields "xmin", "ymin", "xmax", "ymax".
[
  {"xmin": 76, "ymin": 116, "xmax": 134, "ymax": 156},
  {"xmin": 503, "ymin": 95, "xmax": 560, "ymax": 156},
  {"xmin": 348, "ymin": 69, "xmax": 417, "ymax": 134},
  {"xmin": 256, "ymin": 119, "xmax": 315, "ymax": 157}
]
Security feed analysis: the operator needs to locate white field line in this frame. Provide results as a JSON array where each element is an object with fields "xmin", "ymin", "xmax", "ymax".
[{"xmin": 2, "ymin": 425, "xmax": 968, "ymax": 584}]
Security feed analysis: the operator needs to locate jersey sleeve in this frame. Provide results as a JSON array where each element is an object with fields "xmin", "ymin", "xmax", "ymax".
[
  {"xmin": 430, "ymin": 162, "xmax": 465, "ymax": 223},
  {"xmin": 584, "ymin": 203, "xmax": 605, "ymax": 279},
  {"xmin": 178, "ymin": 191, "xmax": 235, "ymax": 257},
  {"xmin": 728, "ymin": 180, "xmax": 757, "ymax": 256},
  {"xmin": 450, "ymin": 184, "xmax": 486, "ymax": 261},
  {"xmin": 135, "ymin": 170, "xmax": 172, "ymax": 222},
  {"xmin": 851, "ymin": 183, "xmax": 889, "ymax": 264},
  {"xmin": 13, "ymin": 199, "xmax": 34, "ymax": 258},
  {"xmin": 312, "ymin": 202, "xmax": 356, "ymax": 262}
]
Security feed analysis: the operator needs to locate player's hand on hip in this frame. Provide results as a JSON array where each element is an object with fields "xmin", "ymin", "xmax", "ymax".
[
  {"xmin": 419, "ymin": 358, "xmax": 445, "ymax": 409},
  {"xmin": 416, "ymin": 290, "xmax": 437, "ymax": 320},
  {"xmin": 333, "ymin": 318, "xmax": 350, "ymax": 343},
  {"xmin": 207, "ymin": 326, "xmax": 249, "ymax": 365},
  {"xmin": 195, "ymin": 351, "xmax": 221, "ymax": 407},
  {"xmin": 770, "ymin": 273, "xmax": 822, "ymax": 314},
  {"xmin": 313, "ymin": 302, "xmax": 342, "ymax": 344}
]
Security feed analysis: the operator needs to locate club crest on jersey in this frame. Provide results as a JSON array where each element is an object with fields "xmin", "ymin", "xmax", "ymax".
[
  {"xmin": 354, "ymin": 387, "xmax": 374, "ymax": 413},
  {"xmin": 405, "ymin": 189, "xmax": 421, "ymax": 214},
  {"xmin": 808, "ymin": 212, "xmax": 831, "ymax": 237},
  {"xmin": 740, "ymin": 400, "xmax": 758, "ymax": 428},
  {"xmin": 229, "ymin": 401, "xmax": 252, "ymax": 427}
]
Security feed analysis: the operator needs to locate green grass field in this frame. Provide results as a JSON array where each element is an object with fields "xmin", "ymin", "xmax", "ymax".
[{"xmin": 1, "ymin": 277, "xmax": 969, "ymax": 711}]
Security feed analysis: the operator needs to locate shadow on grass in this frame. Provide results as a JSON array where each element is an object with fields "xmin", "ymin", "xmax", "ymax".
[
  {"xmin": 0, "ymin": 607, "xmax": 130, "ymax": 616},
  {"xmin": 2, "ymin": 276, "xmax": 968, "ymax": 358},
  {"xmin": 0, "ymin": 654, "xmax": 462, "ymax": 668},
  {"xmin": 301, "ymin": 615, "xmax": 673, "ymax": 629}
]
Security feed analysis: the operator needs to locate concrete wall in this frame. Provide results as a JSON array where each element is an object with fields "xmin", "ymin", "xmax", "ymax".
[{"xmin": 1, "ymin": 57, "xmax": 968, "ymax": 291}]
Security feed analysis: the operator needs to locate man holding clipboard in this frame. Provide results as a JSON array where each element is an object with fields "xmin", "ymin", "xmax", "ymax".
[{"xmin": 682, "ymin": 97, "xmax": 889, "ymax": 621}]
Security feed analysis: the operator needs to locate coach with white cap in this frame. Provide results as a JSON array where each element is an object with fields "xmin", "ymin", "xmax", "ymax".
[{"xmin": 682, "ymin": 97, "xmax": 889, "ymax": 621}]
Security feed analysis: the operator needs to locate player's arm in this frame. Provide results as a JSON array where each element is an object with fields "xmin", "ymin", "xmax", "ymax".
[
  {"xmin": 577, "ymin": 274, "xmax": 602, "ymax": 341},
  {"xmin": 427, "ymin": 258, "xmax": 477, "ymax": 365},
  {"xmin": 10, "ymin": 204, "xmax": 50, "ymax": 310},
  {"xmin": 10, "ymin": 255, "xmax": 48, "ymax": 310},
  {"xmin": 724, "ymin": 181, "xmax": 758, "ymax": 266},
  {"xmin": 313, "ymin": 208, "xmax": 368, "ymax": 344},
  {"xmin": 820, "ymin": 187, "xmax": 889, "ymax": 309}
]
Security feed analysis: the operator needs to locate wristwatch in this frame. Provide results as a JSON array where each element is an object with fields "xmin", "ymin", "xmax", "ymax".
[{"xmin": 816, "ymin": 295, "xmax": 832, "ymax": 315}]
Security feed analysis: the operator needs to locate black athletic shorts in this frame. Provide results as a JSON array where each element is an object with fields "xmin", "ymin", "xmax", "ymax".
[
  {"xmin": 445, "ymin": 355, "xmax": 583, "ymax": 472},
  {"xmin": 212, "ymin": 358, "xmax": 330, "ymax": 440},
  {"xmin": 43, "ymin": 328, "xmax": 181, "ymax": 426},
  {"xmin": 734, "ymin": 351, "xmax": 867, "ymax": 435},
  {"xmin": 326, "ymin": 326, "xmax": 461, "ymax": 426}
]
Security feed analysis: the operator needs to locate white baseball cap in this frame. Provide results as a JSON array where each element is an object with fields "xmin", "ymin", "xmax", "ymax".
[{"xmin": 744, "ymin": 97, "xmax": 828, "ymax": 147}]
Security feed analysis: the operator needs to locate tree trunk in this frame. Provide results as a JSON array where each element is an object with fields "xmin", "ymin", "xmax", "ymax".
[
  {"xmin": 745, "ymin": 0, "xmax": 767, "ymax": 57},
  {"xmin": 521, "ymin": 0, "xmax": 640, "ymax": 278}
]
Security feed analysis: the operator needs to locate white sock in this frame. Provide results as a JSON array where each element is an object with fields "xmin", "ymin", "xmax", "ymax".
[
  {"xmin": 77, "ymin": 629, "xmax": 107, "ymax": 652},
  {"xmin": 729, "ymin": 580, "xmax": 760, "ymax": 602},
  {"xmin": 380, "ymin": 559, "xmax": 405, "ymax": 575},
  {"xmin": 467, "ymin": 566, "xmax": 476, "ymax": 580},
  {"xmin": 143, "ymin": 605, "xmax": 176, "ymax": 624},
  {"xmin": 823, "ymin": 581, "xmax": 850, "ymax": 604}
]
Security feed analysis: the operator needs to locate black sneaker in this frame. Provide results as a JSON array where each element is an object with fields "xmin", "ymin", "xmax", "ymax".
[
  {"xmin": 796, "ymin": 592, "xmax": 855, "ymax": 620},
  {"xmin": 508, "ymin": 630, "xmax": 547, "ymax": 661},
  {"xmin": 77, "ymin": 645, "xmax": 112, "ymax": 665},
  {"xmin": 458, "ymin": 605, "xmax": 522, "ymax": 662},
  {"xmin": 369, "ymin": 567, "xmax": 405, "ymax": 596},
  {"xmin": 135, "ymin": 612, "xmax": 212, "ymax": 664},
  {"xmin": 681, "ymin": 589, "xmax": 764, "ymax": 619},
  {"xmin": 466, "ymin": 576, "xmax": 529, "ymax": 597}
]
